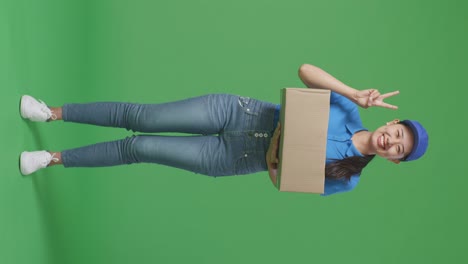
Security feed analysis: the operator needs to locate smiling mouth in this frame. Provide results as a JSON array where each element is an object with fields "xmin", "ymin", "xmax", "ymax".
[{"xmin": 378, "ymin": 134, "xmax": 386, "ymax": 150}]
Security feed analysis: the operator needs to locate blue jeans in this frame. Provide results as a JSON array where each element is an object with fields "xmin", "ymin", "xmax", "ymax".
[{"xmin": 61, "ymin": 94, "xmax": 278, "ymax": 177}]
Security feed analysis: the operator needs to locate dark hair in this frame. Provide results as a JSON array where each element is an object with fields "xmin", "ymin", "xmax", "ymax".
[{"xmin": 325, "ymin": 155, "xmax": 375, "ymax": 181}]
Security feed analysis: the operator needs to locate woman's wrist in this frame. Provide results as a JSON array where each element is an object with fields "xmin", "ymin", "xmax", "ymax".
[{"xmin": 343, "ymin": 87, "xmax": 359, "ymax": 103}]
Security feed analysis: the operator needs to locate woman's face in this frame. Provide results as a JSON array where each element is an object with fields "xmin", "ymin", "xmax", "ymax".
[{"xmin": 371, "ymin": 120, "xmax": 414, "ymax": 163}]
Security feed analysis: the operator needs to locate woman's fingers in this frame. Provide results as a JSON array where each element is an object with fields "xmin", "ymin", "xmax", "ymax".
[
  {"xmin": 367, "ymin": 95, "xmax": 375, "ymax": 107},
  {"xmin": 376, "ymin": 90, "xmax": 399, "ymax": 109},
  {"xmin": 268, "ymin": 153, "xmax": 279, "ymax": 165},
  {"xmin": 369, "ymin": 89, "xmax": 381, "ymax": 100},
  {"xmin": 380, "ymin": 90, "xmax": 400, "ymax": 99},
  {"xmin": 269, "ymin": 122, "xmax": 281, "ymax": 164},
  {"xmin": 275, "ymin": 122, "xmax": 281, "ymax": 134},
  {"xmin": 273, "ymin": 123, "xmax": 281, "ymax": 141},
  {"xmin": 356, "ymin": 89, "xmax": 400, "ymax": 110},
  {"xmin": 375, "ymin": 101, "xmax": 398, "ymax": 110}
]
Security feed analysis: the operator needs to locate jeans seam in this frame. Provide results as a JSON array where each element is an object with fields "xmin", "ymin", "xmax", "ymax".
[{"xmin": 197, "ymin": 136, "xmax": 211, "ymax": 175}]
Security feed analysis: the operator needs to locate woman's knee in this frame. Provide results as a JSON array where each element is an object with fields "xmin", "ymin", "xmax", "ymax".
[{"xmin": 116, "ymin": 136, "xmax": 140, "ymax": 164}]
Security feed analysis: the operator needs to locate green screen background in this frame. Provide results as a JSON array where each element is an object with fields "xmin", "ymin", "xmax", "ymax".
[{"xmin": 1, "ymin": 0, "xmax": 467, "ymax": 263}]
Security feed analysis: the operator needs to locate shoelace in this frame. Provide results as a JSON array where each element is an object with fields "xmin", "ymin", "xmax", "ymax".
[
  {"xmin": 38, "ymin": 99, "xmax": 57, "ymax": 120},
  {"xmin": 42, "ymin": 153, "xmax": 59, "ymax": 167}
]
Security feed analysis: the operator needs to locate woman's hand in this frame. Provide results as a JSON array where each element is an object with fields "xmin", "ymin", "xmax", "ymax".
[
  {"xmin": 266, "ymin": 122, "xmax": 281, "ymax": 185},
  {"xmin": 353, "ymin": 89, "xmax": 400, "ymax": 110}
]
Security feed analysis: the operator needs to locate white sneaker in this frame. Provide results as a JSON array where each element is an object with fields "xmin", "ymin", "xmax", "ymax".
[
  {"xmin": 20, "ymin": 95, "xmax": 57, "ymax": 122},
  {"xmin": 20, "ymin": 151, "xmax": 59, "ymax": 175}
]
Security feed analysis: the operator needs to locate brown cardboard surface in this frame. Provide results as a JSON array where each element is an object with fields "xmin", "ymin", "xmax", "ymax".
[{"xmin": 276, "ymin": 88, "xmax": 330, "ymax": 193}]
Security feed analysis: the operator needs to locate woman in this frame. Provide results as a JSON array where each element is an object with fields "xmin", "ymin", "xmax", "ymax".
[{"xmin": 19, "ymin": 64, "xmax": 429, "ymax": 196}]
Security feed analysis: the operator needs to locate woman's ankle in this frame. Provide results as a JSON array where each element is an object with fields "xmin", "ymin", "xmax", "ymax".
[
  {"xmin": 48, "ymin": 151, "xmax": 63, "ymax": 166},
  {"xmin": 48, "ymin": 107, "xmax": 63, "ymax": 121}
]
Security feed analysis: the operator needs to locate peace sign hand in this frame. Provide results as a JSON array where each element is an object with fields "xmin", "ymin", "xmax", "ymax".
[{"xmin": 354, "ymin": 89, "xmax": 400, "ymax": 110}]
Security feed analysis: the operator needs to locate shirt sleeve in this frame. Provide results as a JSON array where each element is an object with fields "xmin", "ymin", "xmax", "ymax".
[
  {"xmin": 330, "ymin": 91, "xmax": 356, "ymax": 107},
  {"xmin": 330, "ymin": 91, "xmax": 347, "ymax": 104},
  {"xmin": 330, "ymin": 91, "xmax": 360, "ymax": 119},
  {"xmin": 321, "ymin": 174, "xmax": 360, "ymax": 196}
]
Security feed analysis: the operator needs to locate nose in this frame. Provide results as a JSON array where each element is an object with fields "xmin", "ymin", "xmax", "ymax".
[{"xmin": 387, "ymin": 136, "xmax": 402, "ymax": 147}]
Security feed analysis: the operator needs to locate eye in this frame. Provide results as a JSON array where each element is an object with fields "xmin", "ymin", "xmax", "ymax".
[
  {"xmin": 397, "ymin": 130, "xmax": 400, "ymax": 137},
  {"xmin": 397, "ymin": 146, "xmax": 401, "ymax": 153}
]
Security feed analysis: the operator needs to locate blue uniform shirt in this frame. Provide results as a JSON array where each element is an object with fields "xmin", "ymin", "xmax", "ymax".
[{"xmin": 273, "ymin": 91, "xmax": 367, "ymax": 196}]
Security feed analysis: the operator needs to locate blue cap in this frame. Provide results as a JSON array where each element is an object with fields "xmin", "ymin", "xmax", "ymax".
[{"xmin": 400, "ymin": 120, "xmax": 429, "ymax": 162}]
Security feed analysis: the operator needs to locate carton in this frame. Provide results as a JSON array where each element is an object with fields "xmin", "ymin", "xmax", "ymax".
[{"xmin": 276, "ymin": 88, "xmax": 330, "ymax": 193}]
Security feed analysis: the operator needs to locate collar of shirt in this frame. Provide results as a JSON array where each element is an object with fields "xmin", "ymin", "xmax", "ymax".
[
  {"xmin": 328, "ymin": 122, "xmax": 367, "ymax": 158},
  {"xmin": 346, "ymin": 123, "xmax": 366, "ymax": 157}
]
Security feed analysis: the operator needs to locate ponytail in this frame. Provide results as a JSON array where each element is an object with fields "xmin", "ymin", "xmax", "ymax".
[{"xmin": 325, "ymin": 155, "xmax": 375, "ymax": 181}]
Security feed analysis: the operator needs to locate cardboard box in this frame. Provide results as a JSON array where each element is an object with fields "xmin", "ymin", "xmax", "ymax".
[{"xmin": 276, "ymin": 88, "xmax": 330, "ymax": 193}]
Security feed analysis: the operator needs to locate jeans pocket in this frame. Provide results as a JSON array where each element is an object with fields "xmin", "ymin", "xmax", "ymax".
[
  {"xmin": 234, "ymin": 152, "xmax": 250, "ymax": 175},
  {"xmin": 234, "ymin": 151, "xmax": 266, "ymax": 175},
  {"xmin": 238, "ymin": 96, "xmax": 258, "ymax": 116}
]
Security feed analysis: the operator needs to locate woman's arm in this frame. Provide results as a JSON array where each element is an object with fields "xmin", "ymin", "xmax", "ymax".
[
  {"xmin": 298, "ymin": 64, "xmax": 358, "ymax": 100},
  {"xmin": 298, "ymin": 64, "xmax": 399, "ymax": 109}
]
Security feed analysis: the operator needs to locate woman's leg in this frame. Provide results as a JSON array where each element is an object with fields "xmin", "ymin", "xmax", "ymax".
[
  {"xmin": 57, "ymin": 94, "xmax": 236, "ymax": 134},
  {"xmin": 28, "ymin": 95, "xmax": 276, "ymax": 176},
  {"xmin": 55, "ymin": 134, "xmax": 237, "ymax": 176},
  {"xmin": 33, "ymin": 94, "xmax": 240, "ymax": 176}
]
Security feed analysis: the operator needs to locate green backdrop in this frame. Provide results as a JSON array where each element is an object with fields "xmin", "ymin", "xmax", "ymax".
[{"xmin": 2, "ymin": 0, "xmax": 467, "ymax": 263}]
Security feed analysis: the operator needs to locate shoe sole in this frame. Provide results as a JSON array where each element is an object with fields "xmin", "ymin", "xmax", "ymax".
[
  {"xmin": 18, "ymin": 152, "xmax": 21, "ymax": 175},
  {"xmin": 20, "ymin": 95, "xmax": 28, "ymax": 119},
  {"xmin": 19, "ymin": 152, "xmax": 26, "ymax": 175}
]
